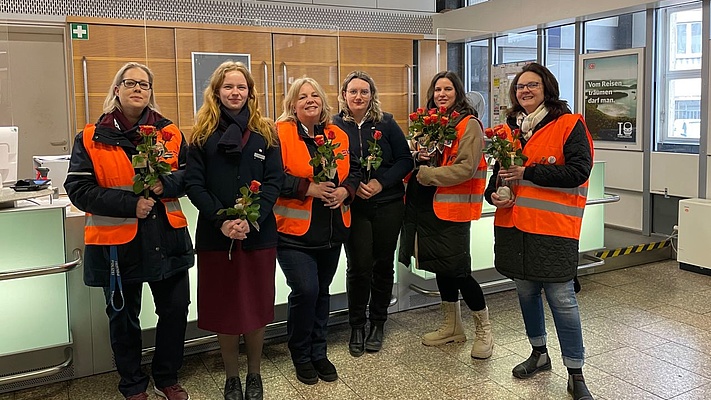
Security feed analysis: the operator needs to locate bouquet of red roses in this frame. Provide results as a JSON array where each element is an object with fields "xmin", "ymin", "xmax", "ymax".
[
  {"xmin": 483, "ymin": 125, "xmax": 527, "ymax": 169},
  {"xmin": 131, "ymin": 125, "xmax": 173, "ymax": 198},
  {"xmin": 310, "ymin": 129, "xmax": 344, "ymax": 183},
  {"xmin": 408, "ymin": 106, "xmax": 460, "ymax": 150},
  {"xmin": 484, "ymin": 125, "xmax": 527, "ymax": 201}
]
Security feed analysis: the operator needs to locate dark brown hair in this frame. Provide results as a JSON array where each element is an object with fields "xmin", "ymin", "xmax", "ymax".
[
  {"xmin": 425, "ymin": 71, "xmax": 476, "ymax": 117},
  {"xmin": 506, "ymin": 62, "xmax": 570, "ymax": 119}
]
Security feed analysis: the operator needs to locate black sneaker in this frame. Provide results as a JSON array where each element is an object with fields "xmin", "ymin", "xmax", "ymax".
[
  {"xmin": 224, "ymin": 376, "xmax": 243, "ymax": 400},
  {"xmin": 294, "ymin": 362, "xmax": 318, "ymax": 385},
  {"xmin": 512, "ymin": 350, "xmax": 552, "ymax": 379},
  {"xmin": 568, "ymin": 374, "xmax": 594, "ymax": 400},
  {"xmin": 244, "ymin": 373, "xmax": 263, "ymax": 400},
  {"xmin": 312, "ymin": 358, "xmax": 338, "ymax": 382}
]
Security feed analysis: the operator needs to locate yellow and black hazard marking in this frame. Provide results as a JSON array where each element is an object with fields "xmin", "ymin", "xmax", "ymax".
[{"xmin": 594, "ymin": 240, "xmax": 671, "ymax": 259}]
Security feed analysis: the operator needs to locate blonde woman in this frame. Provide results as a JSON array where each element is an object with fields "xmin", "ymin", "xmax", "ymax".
[
  {"xmin": 185, "ymin": 61, "xmax": 284, "ymax": 400},
  {"xmin": 65, "ymin": 62, "xmax": 193, "ymax": 400},
  {"xmin": 274, "ymin": 77, "xmax": 360, "ymax": 384}
]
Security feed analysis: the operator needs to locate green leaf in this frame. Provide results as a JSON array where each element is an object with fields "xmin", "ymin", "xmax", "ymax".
[
  {"xmin": 217, "ymin": 209, "xmax": 226, "ymax": 215},
  {"xmin": 240, "ymin": 187, "xmax": 249, "ymax": 197},
  {"xmin": 132, "ymin": 180, "xmax": 144, "ymax": 195}
]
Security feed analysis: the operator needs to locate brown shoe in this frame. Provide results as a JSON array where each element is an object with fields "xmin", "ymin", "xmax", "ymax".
[
  {"xmin": 126, "ymin": 393, "xmax": 148, "ymax": 400},
  {"xmin": 155, "ymin": 384, "xmax": 190, "ymax": 400}
]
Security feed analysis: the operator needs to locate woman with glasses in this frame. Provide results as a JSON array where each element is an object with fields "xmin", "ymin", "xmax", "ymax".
[
  {"xmin": 485, "ymin": 62, "xmax": 594, "ymax": 400},
  {"xmin": 332, "ymin": 71, "xmax": 413, "ymax": 357},
  {"xmin": 65, "ymin": 62, "xmax": 193, "ymax": 400},
  {"xmin": 274, "ymin": 77, "xmax": 361, "ymax": 385},
  {"xmin": 398, "ymin": 71, "xmax": 492, "ymax": 359},
  {"xmin": 185, "ymin": 61, "xmax": 284, "ymax": 400}
]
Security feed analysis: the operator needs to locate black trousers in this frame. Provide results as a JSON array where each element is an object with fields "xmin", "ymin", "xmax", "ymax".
[
  {"xmin": 344, "ymin": 199, "xmax": 405, "ymax": 327},
  {"xmin": 436, "ymin": 273, "xmax": 486, "ymax": 312},
  {"xmin": 103, "ymin": 270, "xmax": 190, "ymax": 397}
]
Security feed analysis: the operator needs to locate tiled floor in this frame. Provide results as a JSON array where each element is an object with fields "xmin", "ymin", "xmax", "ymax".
[{"xmin": 5, "ymin": 259, "xmax": 711, "ymax": 399}]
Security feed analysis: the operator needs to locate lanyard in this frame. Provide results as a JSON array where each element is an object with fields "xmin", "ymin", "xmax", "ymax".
[{"xmin": 109, "ymin": 245, "xmax": 125, "ymax": 312}]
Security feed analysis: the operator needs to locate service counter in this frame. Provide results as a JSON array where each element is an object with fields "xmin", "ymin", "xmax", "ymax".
[{"xmin": 0, "ymin": 161, "xmax": 610, "ymax": 392}]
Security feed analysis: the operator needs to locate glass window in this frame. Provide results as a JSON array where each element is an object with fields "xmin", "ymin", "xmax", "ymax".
[
  {"xmin": 655, "ymin": 4, "xmax": 702, "ymax": 153},
  {"xmin": 545, "ymin": 24, "xmax": 576, "ymax": 111},
  {"xmin": 464, "ymin": 39, "xmax": 490, "ymax": 127},
  {"xmin": 494, "ymin": 31, "xmax": 537, "ymax": 64},
  {"xmin": 583, "ymin": 13, "xmax": 646, "ymax": 53}
]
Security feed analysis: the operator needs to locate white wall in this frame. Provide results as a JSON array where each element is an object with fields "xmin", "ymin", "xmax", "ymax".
[{"xmin": 252, "ymin": 0, "xmax": 435, "ymax": 13}]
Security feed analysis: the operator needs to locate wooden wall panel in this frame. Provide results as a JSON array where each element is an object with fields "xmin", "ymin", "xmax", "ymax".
[
  {"xmin": 71, "ymin": 25, "xmax": 177, "ymax": 130},
  {"xmin": 418, "ymin": 40, "xmax": 447, "ymax": 108},
  {"xmin": 174, "ymin": 29, "xmax": 273, "ymax": 135},
  {"xmin": 273, "ymin": 34, "xmax": 339, "ymax": 116},
  {"xmin": 339, "ymin": 37, "xmax": 413, "ymax": 133}
]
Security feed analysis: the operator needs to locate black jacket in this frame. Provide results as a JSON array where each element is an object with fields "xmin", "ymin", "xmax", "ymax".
[
  {"xmin": 65, "ymin": 111, "xmax": 194, "ymax": 287},
  {"xmin": 278, "ymin": 122, "xmax": 361, "ymax": 250},
  {"xmin": 184, "ymin": 119, "xmax": 284, "ymax": 252},
  {"xmin": 332, "ymin": 112, "xmax": 413, "ymax": 204},
  {"xmin": 485, "ymin": 112, "xmax": 592, "ymax": 282}
]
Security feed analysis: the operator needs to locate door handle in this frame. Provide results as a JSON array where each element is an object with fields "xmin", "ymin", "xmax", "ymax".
[{"xmin": 51, "ymin": 140, "xmax": 68, "ymax": 146}]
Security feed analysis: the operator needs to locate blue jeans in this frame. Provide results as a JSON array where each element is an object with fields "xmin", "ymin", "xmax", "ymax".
[
  {"xmin": 514, "ymin": 279, "xmax": 585, "ymax": 369},
  {"xmin": 277, "ymin": 246, "xmax": 341, "ymax": 365}
]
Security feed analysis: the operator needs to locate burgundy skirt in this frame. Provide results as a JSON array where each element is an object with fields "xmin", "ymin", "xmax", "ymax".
[{"xmin": 197, "ymin": 243, "xmax": 276, "ymax": 335}]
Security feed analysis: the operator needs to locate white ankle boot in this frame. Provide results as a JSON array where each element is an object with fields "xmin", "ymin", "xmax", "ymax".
[
  {"xmin": 422, "ymin": 301, "xmax": 467, "ymax": 346},
  {"xmin": 470, "ymin": 306, "xmax": 493, "ymax": 359}
]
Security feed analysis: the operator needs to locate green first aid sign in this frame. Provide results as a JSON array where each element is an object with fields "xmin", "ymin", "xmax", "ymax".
[{"xmin": 71, "ymin": 23, "xmax": 89, "ymax": 40}]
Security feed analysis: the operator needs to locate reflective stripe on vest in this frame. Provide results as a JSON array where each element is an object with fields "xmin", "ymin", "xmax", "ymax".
[
  {"xmin": 274, "ymin": 121, "xmax": 351, "ymax": 236},
  {"xmin": 493, "ymin": 114, "xmax": 593, "ymax": 240},
  {"xmin": 82, "ymin": 123, "xmax": 187, "ymax": 245},
  {"xmin": 432, "ymin": 115, "xmax": 488, "ymax": 222}
]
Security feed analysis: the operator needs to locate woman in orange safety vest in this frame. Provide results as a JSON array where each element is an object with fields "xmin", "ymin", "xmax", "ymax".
[{"xmin": 485, "ymin": 62, "xmax": 594, "ymax": 400}]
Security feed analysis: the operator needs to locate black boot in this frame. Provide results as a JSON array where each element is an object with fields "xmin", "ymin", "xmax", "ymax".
[
  {"xmin": 512, "ymin": 350, "xmax": 552, "ymax": 379},
  {"xmin": 224, "ymin": 376, "xmax": 243, "ymax": 400},
  {"xmin": 244, "ymin": 373, "xmax": 263, "ymax": 400},
  {"xmin": 568, "ymin": 374, "xmax": 594, "ymax": 400},
  {"xmin": 365, "ymin": 322, "xmax": 384, "ymax": 352},
  {"xmin": 349, "ymin": 326, "xmax": 365, "ymax": 357}
]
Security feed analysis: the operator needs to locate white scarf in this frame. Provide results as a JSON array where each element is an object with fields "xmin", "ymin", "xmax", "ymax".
[{"xmin": 518, "ymin": 103, "xmax": 549, "ymax": 140}]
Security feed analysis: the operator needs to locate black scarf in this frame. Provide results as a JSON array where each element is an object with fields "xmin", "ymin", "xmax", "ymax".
[{"xmin": 217, "ymin": 105, "xmax": 251, "ymax": 156}]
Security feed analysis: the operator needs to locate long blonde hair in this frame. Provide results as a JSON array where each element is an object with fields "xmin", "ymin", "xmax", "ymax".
[
  {"xmin": 190, "ymin": 61, "xmax": 277, "ymax": 148},
  {"xmin": 103, "ymin": 62, "xmax": 159, "ymax": 114},
  {"xmin": 277, "ymin": 76, "xmax": 332, "ymax": 126},
  {"xmin": 338, "ymin": 70, "xmax": 382, "ymax": 123}
]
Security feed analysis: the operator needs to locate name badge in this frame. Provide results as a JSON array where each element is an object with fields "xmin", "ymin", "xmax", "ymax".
[{"xmin": 254, "ymin": 152, "xmax": 265, "ymax": 160}]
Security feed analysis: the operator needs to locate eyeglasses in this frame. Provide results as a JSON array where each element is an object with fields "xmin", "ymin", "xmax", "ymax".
[
  {"xmin": 346, "ymin": 89, "xmax": 371, "ymax": 97},
  {"xmin": 121, "ymin": 79, "xmax": 152, "ymax": 90},
  {"xmin": 515, "ymin": 82, "xmax": 541, "ymax": 91}
]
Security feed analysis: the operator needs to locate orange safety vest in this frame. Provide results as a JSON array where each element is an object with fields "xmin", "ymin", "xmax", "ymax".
[
  {"xmin": 431, "ymin": 115, "xmax": 489, "ymax": 222},
  {"xmin": 273, "ymin": 121, "xmax": 351, "ymax": 236},
  {"xmin": 82, "ymin": 123, "xmax": 187, "ymax": 245},
  {"xmin": 493, "ymin": 114, "xmax": 593, "ymax": 240}
]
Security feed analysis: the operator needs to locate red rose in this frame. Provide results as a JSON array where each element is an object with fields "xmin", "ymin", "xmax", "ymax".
[
  {"xmin": 139, "ymin": 125, "xmax": 156, "ymax": 136},
  {"xmin": 326, "ymin": 130, "xmax": 336, "ymax": 140},
  {"xmin": 373, "ymin": 130, "xmax": 382, "ymax": 140},
  {"xmin": 423, "ymin": 116, "xmax": 433, "ymax": 125},
  {"xmin": 451, "ymin": 111, "xmax": 460, "ymax": 119},
  {"xmin": 409, "ymin": 113, "xmax": 418, "ymax": 121},
  {"xmin": 497, "ymin": 130, "xmax": 507, "ymax": 139},
  {"xmin": 428, "ymin": 108, "xmax": 437, "ymax": 115},
  {"xmin": 249, "ymin": 180, "xmax": 261, "ymax": 193},
  {"xmin": 484, "ymin": 127, "xmax": 494, "ymax": 139},
  {"xmin": 314, "ymin": 136, "xmax": 326, "ymax": 146},
  {"xmin": 512, "ymin": 128, "xmax": 521, "ymax": 138},
  {"xmin": 440, "ymin": 116, "xmax": 449, "ymax": 126},
  {"xmin": 417, "ymin": 107, "xmax": 425, "ymax": 115},
  {"xmin": 439, "ymin": 106, "xmax": 447, "ymax": 114},
  {"xmin": 430, "ymin": 115, "xmax": 439, "ymax": 123},
  {"xmin": 160, "ymin": 129, "xmax": 173, "ymax": 141}
]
